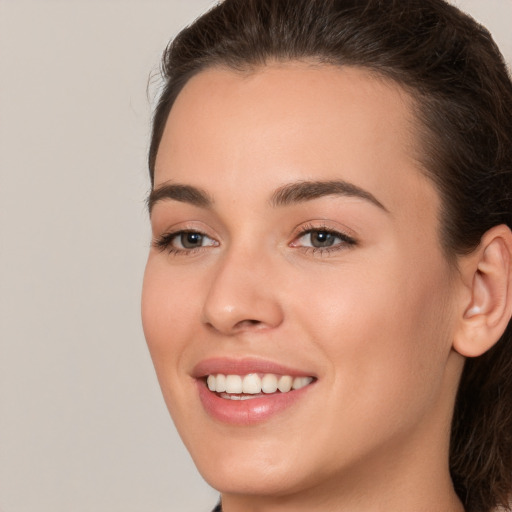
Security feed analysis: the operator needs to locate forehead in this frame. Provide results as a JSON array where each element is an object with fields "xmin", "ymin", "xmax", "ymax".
[{"xmin": 154, "ymin": 62, "xmax": 438, "ymax": 220}]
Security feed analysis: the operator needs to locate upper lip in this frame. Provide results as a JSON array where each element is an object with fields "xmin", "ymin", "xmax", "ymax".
[{"xmin": 192, "ymin": 357, "xmax": 316, "ymax": 379}]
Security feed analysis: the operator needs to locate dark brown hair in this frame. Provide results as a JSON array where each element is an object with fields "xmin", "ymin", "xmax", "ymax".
[{"xmin": 148, "ymin": 1, "xmax": 512, "ymax": 510}]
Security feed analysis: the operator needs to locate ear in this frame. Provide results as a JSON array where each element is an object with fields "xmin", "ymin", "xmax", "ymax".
[{"xmin": 453, "ymin": 224, "xmax": 512, "ymax": 358}]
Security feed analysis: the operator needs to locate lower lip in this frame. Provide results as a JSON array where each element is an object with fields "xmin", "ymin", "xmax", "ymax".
[{"xmin": 197, "ymin": 380, "xmax": 314, "ymax": 425}]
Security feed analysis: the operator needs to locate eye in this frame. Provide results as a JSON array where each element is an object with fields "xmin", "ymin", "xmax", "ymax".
[
  {"xmin": 300, "ymin": 230, "xmax": 339, "ymax": 248},
  {"xmin": 291, "ymin": 226, "xmax": 356, "ymax": 253},
  {"xmin": 154, "ymin": 230, "xmax": 218, "ymax": 254},
  {"xmin": 176, "ymin": 231, "xmax": 209, "ymax": 249}
]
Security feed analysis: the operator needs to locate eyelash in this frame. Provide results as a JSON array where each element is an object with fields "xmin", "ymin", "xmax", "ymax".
[
  {"xmin": 292, "ymin": 223, "xmax": 357, "ymax": 255},
  {"xmin": 153, "ymin": 230, "xmax": 217, "ymax": 256},
  {"xmin": 153, "ymin": 224, "xmax": 357, "ymax": 256}
]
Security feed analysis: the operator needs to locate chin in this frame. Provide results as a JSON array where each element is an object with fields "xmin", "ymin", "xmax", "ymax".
[
  {"xmin": 197, "ymin": 456, "xmax": 308, "ymax": 497},
  {"xmin": 181, "ymin": 428, "xmax": 311, "ymax": 496}
]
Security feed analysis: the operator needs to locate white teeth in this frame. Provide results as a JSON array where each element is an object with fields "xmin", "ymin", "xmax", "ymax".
[
  {"xmin": 215, "ymin": 373, "xmax": 226, "ymax": 393},
  {"xmin": 292, "ymin": 376, "xmax": 313, "ymax": 390},
  {"xmin": 206, "ymin": 373, "xmax": 314, "ymax": 395},
  {"xmin": 261, "ymin": 374, "xmax": 278, "ymax": 393},
  {"xmin": 225, "ymin": 374, "xmax": 243, "ymax": 394},
  {"xmin": 219, "ymin": 393, "xmax": 261, "ymax": 401},
  {"xmin": 278, "ymin": 375, "xmax": 293, "ymax": 392},
  {"xmin": 242, "ymin": 374, "xmax": 261, "ymax": 394}
]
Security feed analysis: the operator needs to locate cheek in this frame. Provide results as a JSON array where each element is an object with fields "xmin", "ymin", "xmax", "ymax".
[
  {"xmin": 141, "ymin": 256, "xmax": 203, "ymax": 373},
  {"xmin": 290, "ymin": 253, "xmax": 455, "ymax": 430}
]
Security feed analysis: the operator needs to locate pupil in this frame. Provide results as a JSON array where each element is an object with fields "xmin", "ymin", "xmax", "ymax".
[
  {"xmin": 312, "ymin": 231, "xmax": 334, "ymax": 247},
  {"xmin": 182, "ymin": 232, "xmax": 202, "ymax": 248}
]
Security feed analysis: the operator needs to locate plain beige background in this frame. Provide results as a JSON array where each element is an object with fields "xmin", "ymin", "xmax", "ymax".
[{"xmin": 0, "ymin": 1, "xmax": 510, "ymax": 511}]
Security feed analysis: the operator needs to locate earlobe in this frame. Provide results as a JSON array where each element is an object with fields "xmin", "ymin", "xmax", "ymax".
[{"xmin": 453, "ymin": 225, "xmax": 512, "ymax": 358}]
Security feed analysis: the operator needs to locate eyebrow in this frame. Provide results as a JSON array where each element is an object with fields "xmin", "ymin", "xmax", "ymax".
[
  {"xmin": 148, "ymin": 179, "xmax": 387, "ymax": 214},
  {"xmin": 270, "ymin": 180, "xmax": 388, "ymax": 211},
  {"xmin": 147, "ymin": 183, "xmax": 213, "ymax": 214}
]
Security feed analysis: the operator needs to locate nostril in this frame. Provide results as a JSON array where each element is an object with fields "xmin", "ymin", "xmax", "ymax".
[{"xmin": 234, "ymin": 319, "xmax": 263, "ymax": 330}]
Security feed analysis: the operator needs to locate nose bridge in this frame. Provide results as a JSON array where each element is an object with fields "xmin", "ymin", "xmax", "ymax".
[{"xmin": 202, "ymin": 239, "xmax": 283, "ymax": 334}]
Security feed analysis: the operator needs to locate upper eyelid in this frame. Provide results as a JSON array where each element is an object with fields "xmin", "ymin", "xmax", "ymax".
[
  {"xmin": 155, "ymin": 228, "xmax": 215, "ymax": 242},
  {"xmin": 157, "ymin": 224, "xmax": 354, "ymax": 240},
  {"xmin": 292, "ymin": 221, "xmax": 357, "ymax": 239},
  {"xmin": 152, "ymin": 220, "xmax": 216, "ymax": 238},
  {"xmin": 296, "ymin": 228, "xmax": 352, "ymax": 239},
  {"xmin": 292, "ymin": 230, "xmax": 356, "ymax": 246}
]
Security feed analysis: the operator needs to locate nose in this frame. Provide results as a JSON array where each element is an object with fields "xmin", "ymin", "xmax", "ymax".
[{"xmin": 201, "ymin": 247, "xmax": 284, "ymax": 335}]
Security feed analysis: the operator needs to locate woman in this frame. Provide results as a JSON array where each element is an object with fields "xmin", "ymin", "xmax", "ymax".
[{"xmin": 141, "ymin": 1, "xmax": 512, "ymax": 511}]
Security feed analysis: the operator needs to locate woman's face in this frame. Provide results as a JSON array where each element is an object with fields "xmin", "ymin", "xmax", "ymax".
[{"xmin": 142, "ymin": 64, "xmax": 464, "ymax": 501}]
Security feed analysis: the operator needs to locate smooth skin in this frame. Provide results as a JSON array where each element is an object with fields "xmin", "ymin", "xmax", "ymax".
[{"xmin": 142, "ymin": 63, "xmax": 512, "ymax": 512}]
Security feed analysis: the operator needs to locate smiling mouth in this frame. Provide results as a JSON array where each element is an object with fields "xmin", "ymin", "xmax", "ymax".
[{"xmin": 206, "ymin": 373, "xmax": 315, "ymax": 400}]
